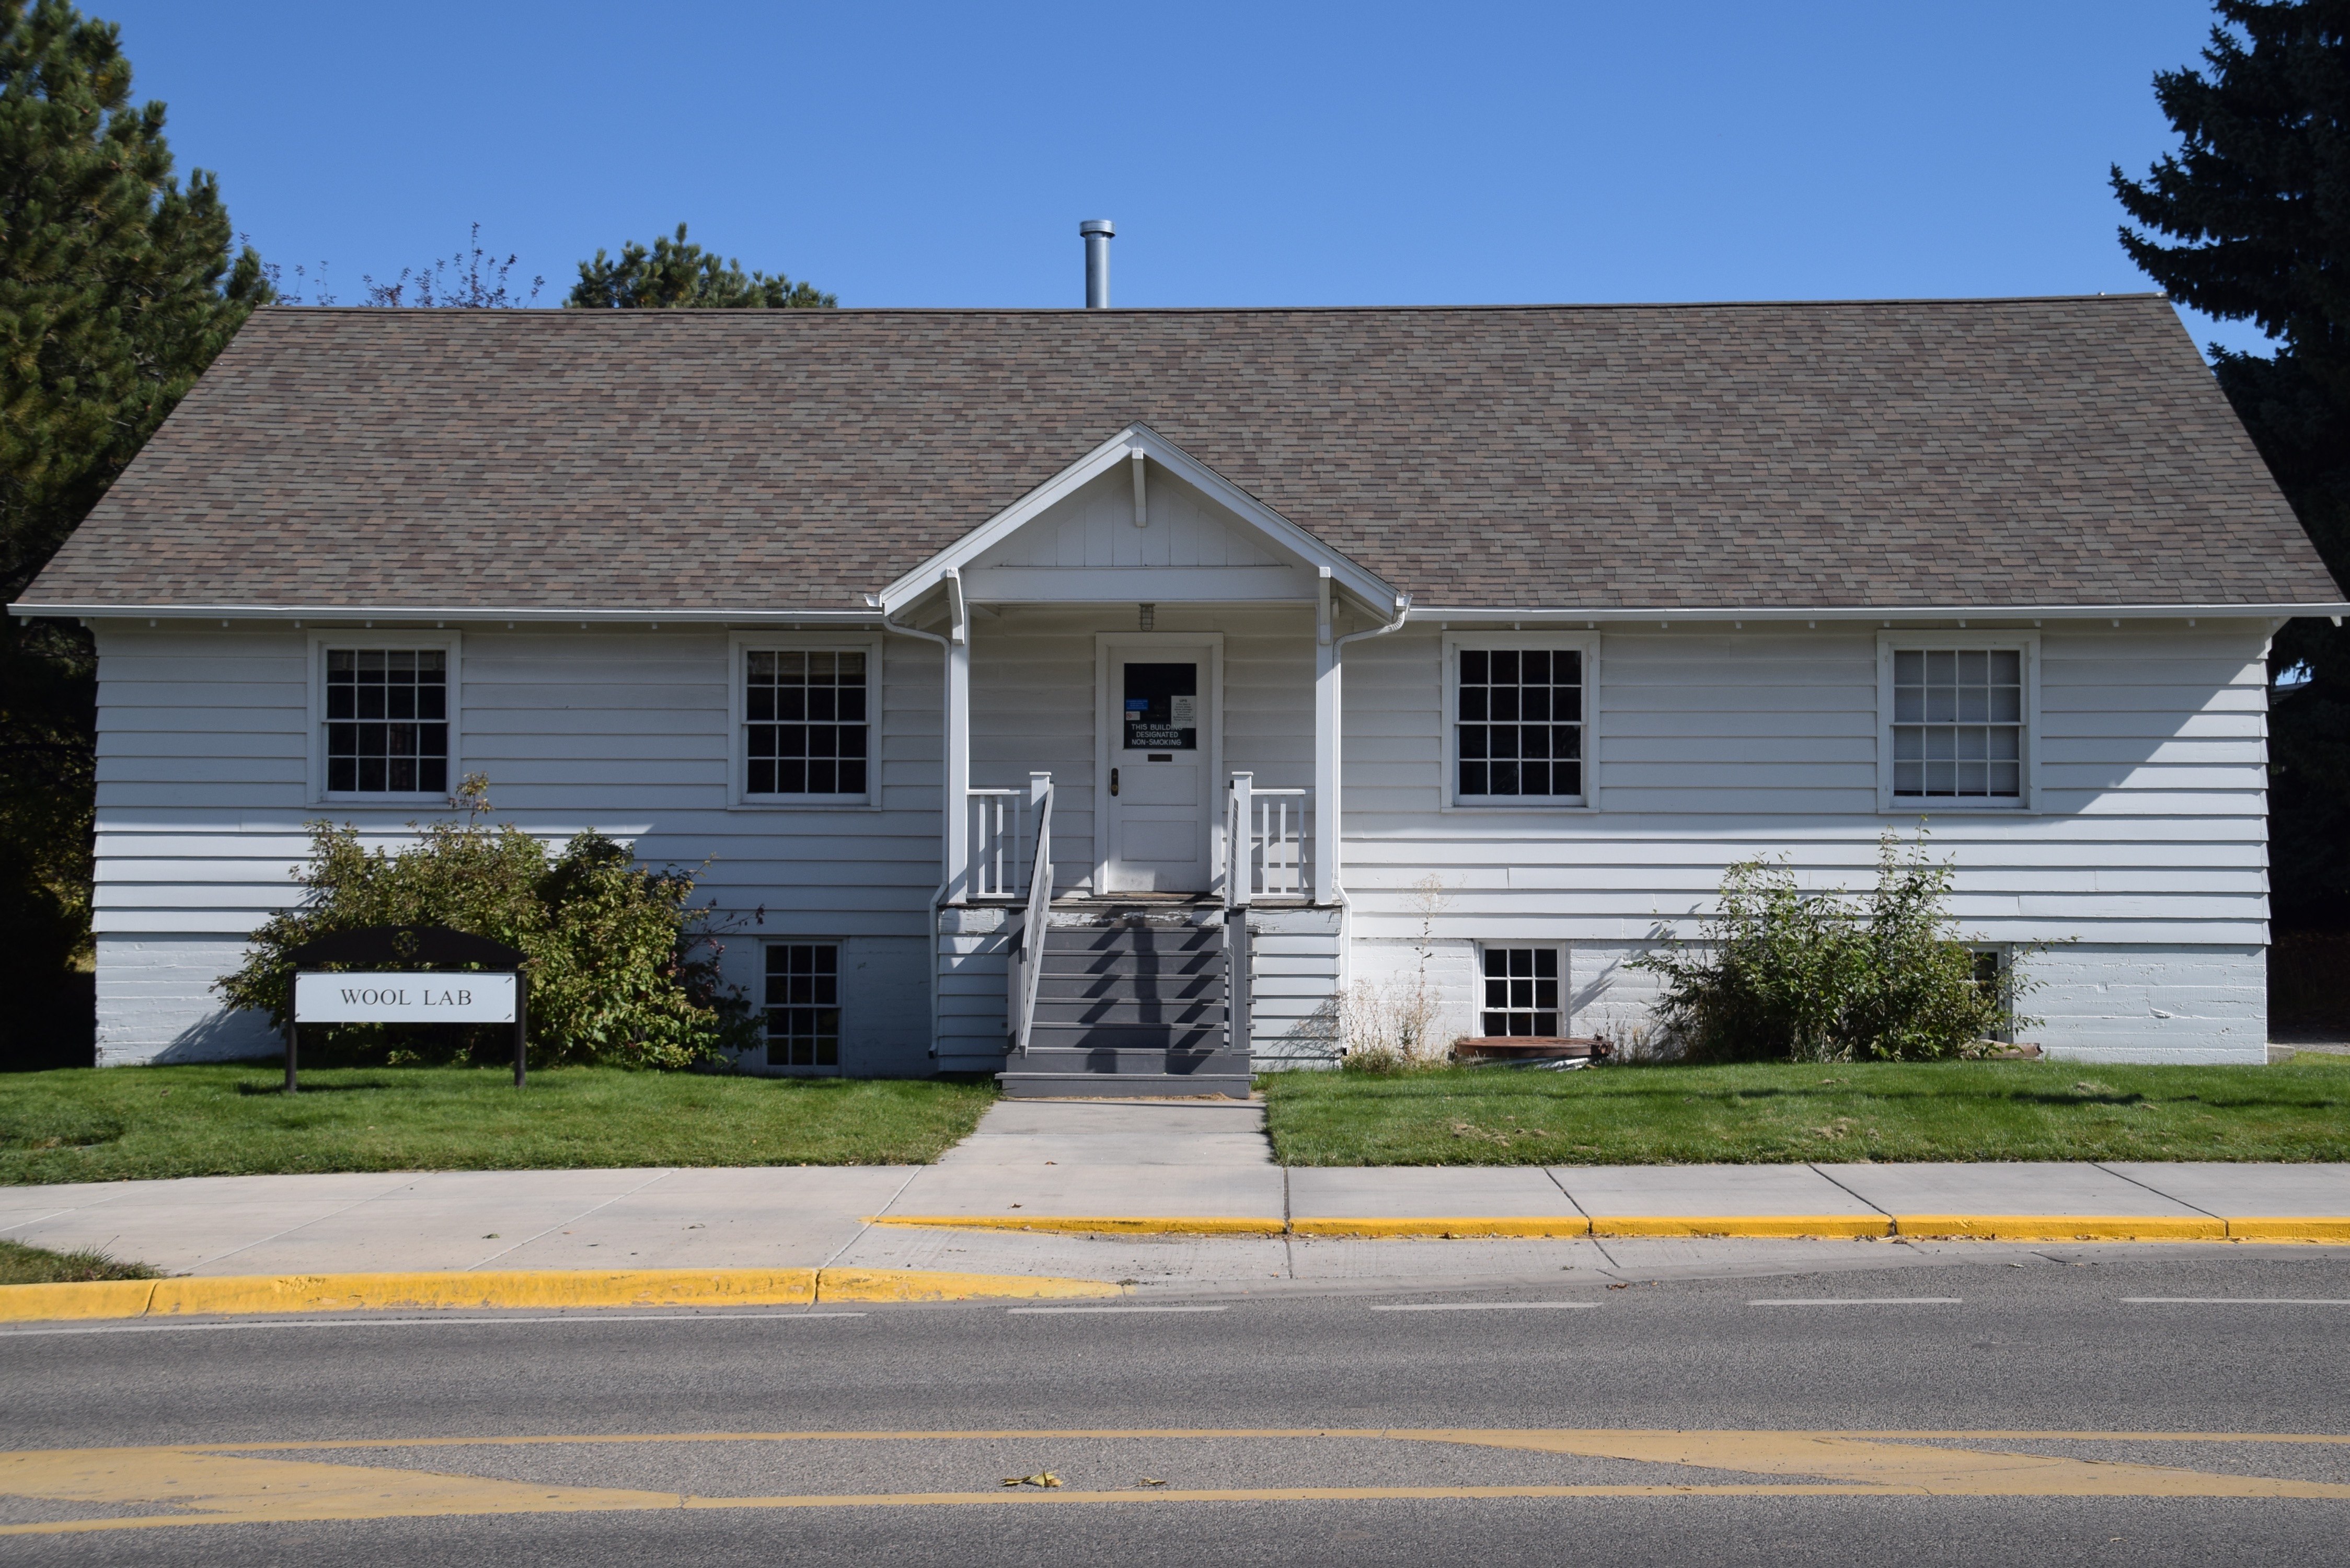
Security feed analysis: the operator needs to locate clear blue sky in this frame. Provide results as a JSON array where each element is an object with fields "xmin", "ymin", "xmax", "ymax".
[{"xmin": 97, "ymin": 0, "xmax": 2268, "ymax": 355}]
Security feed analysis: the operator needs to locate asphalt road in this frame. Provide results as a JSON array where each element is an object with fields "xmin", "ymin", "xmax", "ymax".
[{"xmin": 6, "ymin": 1248, "xmax": 2350, "ymax": 1565}]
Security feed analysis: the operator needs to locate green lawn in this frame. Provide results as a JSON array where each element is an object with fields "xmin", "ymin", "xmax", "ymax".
[
  {"xmin": 0, "ymin": 1065, "xmax": 997, "ymax": 1185},
  {"xmin": 0, "ymin": 1238, "xmax": 161, "ymax": 1285},
  {"xmin": 1264, "ymin": 1056, "xmax": 2350, "ymax": 1166}
]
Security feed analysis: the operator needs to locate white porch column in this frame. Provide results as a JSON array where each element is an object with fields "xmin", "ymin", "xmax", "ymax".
[
  {"xmin": 1314, "ymin": 568, "xmax": 1340, "ymax": 905},
  {"xmin": 942, "ymin": 569, "xmax": 972, "ymax": 903}
]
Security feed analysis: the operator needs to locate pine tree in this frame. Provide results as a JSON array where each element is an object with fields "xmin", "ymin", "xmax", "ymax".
[
  {"xmin": 567, "ymin": 223, "xmax": 835, "ymax": 309},
  {"xmin": 0, "ymin": 0, "xmax": 268, "ymax": 1063},
  {"xmin": 2114, "ymin": 0, "xmax": 2350, "ymax": 927}
]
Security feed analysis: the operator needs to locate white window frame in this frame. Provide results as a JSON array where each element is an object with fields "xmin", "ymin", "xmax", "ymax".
[
  {"xmin": 1471, "ymin": 940, "xmax": 1571, "ymax": 1039},
  {"xmin": 1875, "ymin": 630, "xmax": 2040, "ymax": 813},
  {"xmin": 729, "ymin": 632, "xmax": 884, "ymax": 811},
  {"xmin": 307, "ymin": 631, "xmax": 463, "ymax": 806},
  {"xmin": 1442, "ymin": 632, "xmax": 1597, "ymax": 810}
]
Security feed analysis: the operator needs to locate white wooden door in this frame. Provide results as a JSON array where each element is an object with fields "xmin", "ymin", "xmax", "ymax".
[{"xmin": 1102, "ymin": 647, "xmax": 1213, "ymax": 892}]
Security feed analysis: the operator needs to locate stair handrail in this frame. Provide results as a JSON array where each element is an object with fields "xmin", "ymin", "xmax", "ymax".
[
  {"xmin": 1226, "ymin": 773, "xmax": 1253, "ymax": 1060},
  {"xmin": 1006, "ymin": 771, "xmax": 1053, "ymax": 1054}
]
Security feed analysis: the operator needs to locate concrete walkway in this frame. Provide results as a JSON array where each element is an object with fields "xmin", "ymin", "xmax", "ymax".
[{"xmin": 6, "ymin": 1100, "xmax": 2350, "ymax": 1297}]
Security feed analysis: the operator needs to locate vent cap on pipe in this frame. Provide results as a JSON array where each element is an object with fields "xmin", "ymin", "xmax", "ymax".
[{"xmin": 1079, "ymin": 218, "xmax": 1114, "ymax": 308}]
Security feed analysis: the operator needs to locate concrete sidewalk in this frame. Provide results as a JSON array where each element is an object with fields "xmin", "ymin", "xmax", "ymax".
[{"xmin": 6, "ymin": 1100, "xmax": 2349, "ymax": 1299}]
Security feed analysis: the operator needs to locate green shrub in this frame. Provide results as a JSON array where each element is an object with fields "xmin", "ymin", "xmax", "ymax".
[
  {"xmin": 1630, "ymin": 829, "xmax": 2038, "ymax": 1063},
  {"xmin": 216, "ymin": 778, "xmax": 758, "ymax": 1069}
]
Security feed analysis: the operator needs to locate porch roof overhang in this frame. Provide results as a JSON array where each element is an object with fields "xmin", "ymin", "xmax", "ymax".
[{"xmin": 873, "ymin": 424, "xmax": 1402, "ymax": 619}]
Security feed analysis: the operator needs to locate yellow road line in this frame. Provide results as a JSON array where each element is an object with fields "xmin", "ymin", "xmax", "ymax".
[
  {"xmin": 0, "ymin": 1266, "xmax": 1120, "ymax": 1324},
  {"xmin": 8, "ymin": 1426, "xmax": 2350, "ymax": 1534},
  {"xmin": 155, "ymin": 1426, "xmax": 2350, "ymax": 1453}
]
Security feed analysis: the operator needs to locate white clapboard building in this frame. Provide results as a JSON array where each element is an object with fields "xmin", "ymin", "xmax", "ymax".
[{"xmin": 16, "ymin": 283, "xmax": 2346, "ymax": 1085}]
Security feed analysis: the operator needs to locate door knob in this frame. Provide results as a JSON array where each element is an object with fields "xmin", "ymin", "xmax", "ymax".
[{"xmin": 1110, "ymin": 768, "xmax": 1120, "ymax": 797}]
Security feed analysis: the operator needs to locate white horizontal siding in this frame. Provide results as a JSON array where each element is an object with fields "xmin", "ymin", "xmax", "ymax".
[
  {"xmin": 1338, "ymin": 620, "xmax": 2273, "ymax": 1059},
  {"xmin": 91, "ymin": 622, "xmax": 950, "ymax": 1066},
  {"xmin": 89, "ymin": 613, "xmax": 2277, "ymax": 1067}
]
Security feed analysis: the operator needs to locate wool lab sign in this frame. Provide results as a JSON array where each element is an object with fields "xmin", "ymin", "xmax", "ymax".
[
  {"xmin": 283, "ymin": 926, "xmax": 531, "ymax": 1093},
  {"xmin": 294, "ymin": 973, "xmax": 517, "ymax": 1023}
]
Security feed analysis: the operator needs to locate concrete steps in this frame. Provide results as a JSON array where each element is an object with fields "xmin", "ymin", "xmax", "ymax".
[{"xmin": 998, "ymin": 907, "xmax": 1250, "ymax": 1100}]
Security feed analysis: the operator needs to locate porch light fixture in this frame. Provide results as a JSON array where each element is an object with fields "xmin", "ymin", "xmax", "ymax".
[{"xmin": 1138, "ymin": 603, "xmax": 1155, "ymax": 630}]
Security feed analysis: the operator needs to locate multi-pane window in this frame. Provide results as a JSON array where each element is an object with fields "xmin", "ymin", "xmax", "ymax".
[
  {"xmin": 1892, "ymin": 649, "xmax": 2023, "ymax": 799},
  {"xmin": 1480, "ymin": 947, "xmax": 1561, "ymax": 1037},
  {"xmin": 1458, "ymin": 648, "xmax": 1582, "ymax": 799},
  {"xmin": 746, "ymin": 650, "xmax": 868, "ymax": 797},
  {"xmin": 325, "ymin": 649, "xmax": 448, "ymax": 794},
  {"xmin": 1970, "ymin": 948, "xmax": 2013, "ymax": 1041},
  {"xmin": 765, "ymin": 943, "xmax": 840, "ymax": 1068}
]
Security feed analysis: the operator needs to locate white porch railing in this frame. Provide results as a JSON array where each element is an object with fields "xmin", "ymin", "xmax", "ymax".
[
  {"xmin": 1226, "ymin": 772, "xmax": 1311, "ymax": 901},
  {"xmin": 967, "ymin": 788, "xmax": 1026, "ymax": 898},
  {"xmin": 1004, "ymin": 773, "xmax": 1053, "ymax": 1053}
]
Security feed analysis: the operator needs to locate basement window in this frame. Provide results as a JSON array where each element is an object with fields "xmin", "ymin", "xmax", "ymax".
[
  {"xmin": 765, "ymin": 943, "xmax": 840, "ymax": 1069},
  {"xmin": 1479, "ymin": 947, "xmax": 1561, "ymax": 1037}
]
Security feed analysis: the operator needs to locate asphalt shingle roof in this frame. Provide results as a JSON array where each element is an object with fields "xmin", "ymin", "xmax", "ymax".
[{"xmin": 20, "ymin": 295, "xmax": 2343, "ymax": 614}]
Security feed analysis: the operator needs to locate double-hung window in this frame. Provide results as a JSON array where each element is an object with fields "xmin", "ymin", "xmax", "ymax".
[
  {"xmin": 733, "ymin": 638, "xmax": 880, "ymax": 805},
  {"xmin": 1445, "ymin": 635, "xmax": 1591, "ymax": 806},
  {"xmin": 316, "ymin": 639, "xmax": 457, "ymax": 800},
  {"xmin": 1877, "ymin": 634, "xmax": 2036, "ymax": 810}
]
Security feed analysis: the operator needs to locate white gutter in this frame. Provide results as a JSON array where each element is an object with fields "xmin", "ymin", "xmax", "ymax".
[
  {"xmin": 27, "ymin": 598, "xmax": 2341, "ymax": 628},
  {"xmin": 8, "ymin": 601, "xmax": 882, "ymax": 626},
  {"xmin": 879, "ymin": 590, "xmax": 958, "ymax": 1061},
  {"xmin": 1410, "ymin": 602, "xmax": 2349, "ymax": 625}
]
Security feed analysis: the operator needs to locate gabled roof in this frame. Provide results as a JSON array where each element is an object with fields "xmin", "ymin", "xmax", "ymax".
[
  {"xmin": 879, "ymin": 424, "xmax": 1400, "ymax": 615},
  {"xmin": 17, "ymin": 295, "xmax": 2344, "ymax": 618}
]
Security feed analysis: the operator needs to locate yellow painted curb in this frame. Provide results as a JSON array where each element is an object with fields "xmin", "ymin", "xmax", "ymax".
[
  {"xmin": 1289, "ymin": 1217, "xmax": 1593, "ymax": 1238},
  {"xmin": 2222, "ymin": 1218, "xmax": 2350, "ymax": 1242},
  {"xmin": 1894, "ymin": 1215, "xmax": 2228, "ymax": 1241},
  {"xmin": 817, "ymin": 1269, "xmax": 1121, "ymax": 1302},
  {"xmin": 1591, "ymin": 1216, "xmax": 1895, "ymax": 1240},
  {"xmin": 0, "ymin": 1280, "xmax": 162, "ymax": 1322},
  {"xmin": 0, "ymin": 1266, "xmax": 1126, "ymax": 1324},
  {"xmin": 145, "ymin": 1269, "xmax": 819, "ymax": 1318},
  {"xmin": 871, "ymin": 1215, "xmax": 1288, "ymax": 1236}
]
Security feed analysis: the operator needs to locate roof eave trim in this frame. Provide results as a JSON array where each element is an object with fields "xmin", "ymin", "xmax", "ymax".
[
  {"xmin": 7, "ymin": 603, "xmax": 886, "ymax": 625},
  {"xmin": 1410, "ymin": 602, "xmax": 2350, "ymax": 622},
  {"xmin": 875, "ymin": 423, "xmax": 1400, "ymax": 615}
]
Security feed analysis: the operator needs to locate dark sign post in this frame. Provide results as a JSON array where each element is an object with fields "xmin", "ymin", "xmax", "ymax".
[{"xmin": 283, "ymin": 926, "xmax": 531, "ymax": 1093}]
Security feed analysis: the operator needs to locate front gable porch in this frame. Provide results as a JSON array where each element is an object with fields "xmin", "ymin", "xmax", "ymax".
[{"xmin": 884, "ymin": 427, "xmax": 1401, "ymax": 1083}]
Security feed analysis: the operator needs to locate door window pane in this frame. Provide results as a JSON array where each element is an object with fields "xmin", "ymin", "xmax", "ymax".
[{"xmin": 1122, "ymin": 662, "xmax": 1199, "ymax": 751}]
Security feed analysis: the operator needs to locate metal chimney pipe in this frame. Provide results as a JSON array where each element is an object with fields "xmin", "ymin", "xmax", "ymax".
[{"xmin": 1079, "ymin": 219, "xmax": 1114, "ymax": 308}]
